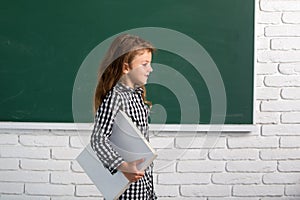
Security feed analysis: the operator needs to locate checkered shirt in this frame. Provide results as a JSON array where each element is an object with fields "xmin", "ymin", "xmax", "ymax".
[{"xmin": 90, "ymin": 82, "xmax": 157, "ymax": 200}]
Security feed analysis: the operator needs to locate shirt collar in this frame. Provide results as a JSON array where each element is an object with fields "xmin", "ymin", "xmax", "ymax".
[{"xmin": 116, "ymin": 82, "xmax": 144, "ymax": 94}]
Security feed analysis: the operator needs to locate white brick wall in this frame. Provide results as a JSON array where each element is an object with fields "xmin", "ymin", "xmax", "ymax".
[{"xmin": 1, "ymin": 0, "xmax": 300, "ymax": 199}]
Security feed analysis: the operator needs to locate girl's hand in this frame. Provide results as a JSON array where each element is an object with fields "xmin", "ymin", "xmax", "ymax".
[{"xmin": 117, "ymin": 158, "xmax": 145, "ymax": 182}]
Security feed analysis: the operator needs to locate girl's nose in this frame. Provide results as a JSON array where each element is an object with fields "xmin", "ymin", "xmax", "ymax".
[{"xmin": 149, "ymin": 64, "xmax": 153, "ymax": 72}]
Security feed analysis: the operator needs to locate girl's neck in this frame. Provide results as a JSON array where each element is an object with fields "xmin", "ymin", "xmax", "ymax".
[{"xmin": 118, "ymin": 77, "xmax": 135, "ymax": 89}]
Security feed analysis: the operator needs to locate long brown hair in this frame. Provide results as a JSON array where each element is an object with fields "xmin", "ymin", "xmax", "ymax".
[{"xmin": 94, "ymin": 34, "xmax": 155, "ymax": 113}]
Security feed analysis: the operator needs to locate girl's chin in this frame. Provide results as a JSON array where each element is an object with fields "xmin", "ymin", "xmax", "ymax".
[
  {"xmin": 135, "ymin": 82, "xmax": 146, "ymax": 88},
  {"xmin": 139, "ymin": 79, "xmax": 148, "ymax": 85}
]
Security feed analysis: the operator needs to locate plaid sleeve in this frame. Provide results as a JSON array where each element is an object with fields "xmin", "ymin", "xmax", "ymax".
[{"xmin": 90, "ymin": 90, "xmax": 124, "ymax": 175}]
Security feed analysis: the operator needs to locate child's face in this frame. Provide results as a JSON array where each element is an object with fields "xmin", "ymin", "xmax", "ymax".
[{"xmin": 123, "ymin": 50, "xmax": 153, "ymax": 88}]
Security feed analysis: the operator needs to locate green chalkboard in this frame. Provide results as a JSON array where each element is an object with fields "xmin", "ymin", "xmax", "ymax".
[{"xmin": 0, "ymin": 0, "xmax": 254, "ymax": 124}]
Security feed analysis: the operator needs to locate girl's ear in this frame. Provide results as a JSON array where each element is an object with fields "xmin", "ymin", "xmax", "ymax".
[{"xmin": 122, "ymin": 63, "xmax": 130, "ymax": 74}]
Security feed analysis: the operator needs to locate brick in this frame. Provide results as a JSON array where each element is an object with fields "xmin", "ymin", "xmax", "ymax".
[
  {"xmin": 260, "ymin": 0, "xmax": 300, "ymax": 11},
  {"xmin": 256, "ymin": 75, "xmax": 265, "ymax": 87},
  {"xmin": 212, "ymin": 173, "xmax": 261, "ymax": 185},
  {"xmin": 225, "ymin": 130, "xmax": 260, "ymax": 137},
  {"xmin": 70, "ymin": 136, "xmax": 89, "ymax": 148},
  {"xmin": 0, "ymin": 134, "xmax": 18, "ymax": 145},
  {"xmin": 150, "ymin": 137, "xmax": 174, "ymax": 149},
  {"xmin": 271, "ymin": 38, "xmax": 300, "ymax": 50},
  {"xmin": 209, "ymin": 198, "xmax": 259, "ymax": 200},
  {"xmin": 256, "ymin": 24, "xmax": 266, "ymax": 37},
  {"xmin": 156, "ymin": 185, "xmax": 179, "ymax": 197},
  {"xmin": 0, "ymin": 195, "xmax": 50, "ymax": 200},
  {"xmin": 0, "ymin": 146, "xmax": 50, "ymax": 159},
  {"xmin": 51, "ymin": 197, "xmax": 102, "ymax": 200},
  {"xmin": 21, "ymin": 159, "xmax": 69, "ymax": 171},
  {"xmin": 25, "ymin": 183, "xmax": 74, "ymax": 196},
  {"xmin": 50, "ymin": 172, "xmax": 92, "ymax": 184},
  {"xmin": 257, "ymin": 12, "xmax": 281, "ymax": 24},
  {"xmin": 281, "ymin": 88, "xmax": 300, "ymax": 99},
  {"xmin": 279, "ymin": 63, "xmax": 300, "ymax": 75},
  {"xmin": 256, "ymin": 88, "xmax": 279, "ymax": 100},
  {"xmin": 71, "ymin": 160, "xmax": 84, "ymax": 172},
  {"xmin": 261, "ymin": 198, "xmax": 300, "ymax": 200},
  {"xmin": 0, "ymin": 182, "xmax": 23, "ymax": 194},
  {"xmin": 49, "ymin": 130, "xmax": 79, "ymax": 136},
  {"xmin": 233, "ymin": 185, "xmax": 284, "ymax": 196},
  {"xmin": 156, "ymin": 149, "xmax": 206, "ymax": 161},
  {"xmin": 19, "ymin": 135, "xmax": 68, "ymax": 147},
  {"xmin": 262, "ymin": 124, "xmax": 300, "ymax": 136},
  {"xmin": 0, "ymin": 129, "xmax": 40, "ymax": 135},
  {"xmin": 255, "ymin": 112, "xmax": 279, "ymax": 124},
  {"xmin": 175, "ymin": 137, "xmax": 225, "ymax": 149},
  {"xmin": 153, "ymin": 174, "xmax": 158, "ymax": 184},
  {"xmin": 0, "ymin": 171, "xmax": 49, "ymax": 183},
  {"xmin": 209, "ymin": 149, "xmax": 258, "ymax": 160},
  {"xmin": 153, "ymin": 160, "xmax": 176, "ymax": 173},
  {"xmin": 256, "ymin": 38, "xmax": 270, "ymax": 50},
  {"xmin": 256, "ymin": 63, "xmax": 278, "ymax": 75},
  {"xmin": 260, "ymin": 149, "xmax": 300, "ymax": 160},
  {"xmin": 256, "ymin": 101, "xmax": 261, "ymax": 113},
  {"xmin": 285, "ymin": 185, "xmax": 300, "ymax": 196},
  {"xmin": 150, "ymin": 131, "xmax": 201, "ymax": 137},
  {"xmin": 263, "ymin": 173, "xmax": 300, "ymax": 184},
  {"xmin": 265, "ymin": 76, "xmax": 300, "ymax": 87},
  {"xmin": 155, "ymin": 149, "xmax": 185, "ymax": 160},
  {"xmin": 177, "ymin": 160, "xmax": 224, "ymax": 173},
  {"xmin": 159, "ymin": 197, "xmax": 206, "ymax": 200},
  {"xmin": 158, "ymin": 173, "xmax": 210, "ymax": 185},
  {"xmin": 51, "ymin": 148, "xmax": 81, "ymax": 160},
  {"xmin": 282, "ymin": 112, "xmax": 300, "ymax": 123},
  {"xmin": 180, "ymin": 185, "xmax": 230, "ymax": 197},
  {"xmin": 74, "ymin": 130, "xmax": 92, "ymax": 137},
  {"xmin": 226, "ymin": 161, "xmax": 276, "ymax": 172},
  {"xmin": 280, "ymin": 136, "xmax": 300, "ymax": 148},
  {"xmin": 282, "ymin": 12, "xmax": 300, "ymax": 23},
  {"xmin": 265, "ymin": 25, "xmax": 300, "ymax": 37},
  {"xmin": 261, "ymin": 101, "xmax": 300, "ymax": 112},
  {"xmin": 258, "ymin": 50, "xmax": 300, "ymax": 62},
  {"xmin": 278, "ymin": 160, "xmax": 300, "ymax": 172},
  {"xmin": 75, "ymin": 185, "xmax": 101, "ymax": 197},
  {"xmin": 0, "ymin": 158, "xmax": 19, "ymax": 170},
  {"xmin": 227, "ymin": 136, "xmax": 278, "ymax": 148}
]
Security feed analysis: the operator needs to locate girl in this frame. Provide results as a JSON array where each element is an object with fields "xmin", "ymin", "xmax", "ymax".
[{"xmin": 90, "ymin": 34, "xmax": 157, "ymax": 200}]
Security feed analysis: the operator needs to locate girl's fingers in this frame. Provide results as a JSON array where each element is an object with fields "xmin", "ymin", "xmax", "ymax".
[
  {"xmin": 122, "ymin": 170, "xmax": 145, "ymax": 182},
  {"xmin": 131, "ymin": 175, "xmax": 143, "ymax": 182},
  {"xmin": 135, "ymin": 171, "xmax": 145, "ymax": 176}
]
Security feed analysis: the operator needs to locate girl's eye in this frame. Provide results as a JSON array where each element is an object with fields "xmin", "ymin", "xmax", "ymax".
[{"xmin": 141, "ymin": 63, "xmax": 149, "ymax": 67}]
